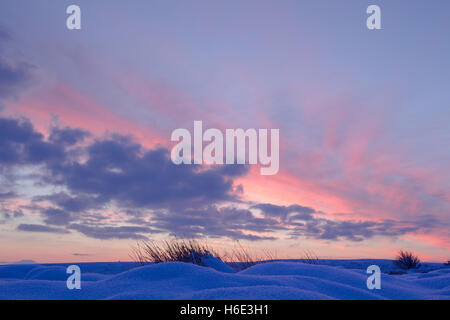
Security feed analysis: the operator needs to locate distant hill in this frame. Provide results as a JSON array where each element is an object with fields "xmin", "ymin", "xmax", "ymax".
[{"xmin": 0, "ymin": 259, "xmax": 37, "ymax": 265}]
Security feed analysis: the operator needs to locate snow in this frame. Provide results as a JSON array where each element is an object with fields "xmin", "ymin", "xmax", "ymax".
[
  {"xmin": 200, "ymin": 256, "xmax": 236, "ymax": 273},
  {"xmin": 0, "ymin": 260, "xmax": 448, "ymax": 300}
]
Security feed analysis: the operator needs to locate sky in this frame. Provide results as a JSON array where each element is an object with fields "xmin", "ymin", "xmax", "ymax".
[{"xmin": 0, "ymin": 0, "xmax": 449, "ymax": 263}]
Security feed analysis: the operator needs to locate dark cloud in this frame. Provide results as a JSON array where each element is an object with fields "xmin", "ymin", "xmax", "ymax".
[
  {"xmin": 16, "ymin": 224, "xmax": 70, "ymax": 234},
  {"xmin": 67, "ymin": 224, "xmax": 155, "ymax": 240},
  {"xmin": 13, "ymin": 209, "xmax": 24, "ymax": 218},
  {"xmin": 3, "ymin": 209, "xmax": 23, "ymax": 218},
  {"xmin": 214, "ymin": 164, "xmax": 250, "ymax": 177},
  {"xmin": 48, "ymin": 126, "xmax": 90, "ymax": 147},
  {"xmin": 245, "ymin": 203, "xmax": 437, "ymax": 242},
  {"xmin": 0, "ymin": 26, "xmax": 34, "ymax": 100},
  {"xmin": 151, "ymin": 206, "xmax": 280, "ymax": 241},
  {"xmin": 34, "ymin": 192, "xmax": 99, "ymax": 213},
  {"xmin": 0, "ymin": 117, "xmax": 65, "ymax": 165},
  {"xmin": 149, "ymin": 204, "xmax": 428, "ymax": 242},
  {"xmin": 289, "ymin": 217, "xmax": 422, "ymax": 242},
  {"xmin": 252, "ymin": 203, "xmax": 315, "ymax": 221},
  {"xmin": 3, "ymin": 116, "xmax": 442, "ymax": 243},
  {"xmin": 0, "ymin": 57, "xmax": 33, "ymax": 99},
  {"xmin": 0, "ymin": 191, "xmax": 16, "ymax": 200},
  {"xmin": 1, "ymin": 117, "xmax": 247, "ymax": 231},
  {"xmin": 47, "ymin": 136, "xmax": 247, "ymax": 210},
  {"xmin": 41, "ymin": 207, "xmax": 74, "ymax": 226}
]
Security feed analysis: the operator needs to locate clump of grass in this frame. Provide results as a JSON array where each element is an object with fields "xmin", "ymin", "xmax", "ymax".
[
  {"xmin": 130, "ymin": 239, "xmax": 275, "ymax": 271},
  {"xmin": 300, "ymin": 250, "xmax": 319, "ymax": 264},
  {"xmin": 130, "ymin": 239, "xmax": 219, "ymax": 267},
  {"xmin": 222, "ymin": 242, "xmax": 276, "ymax": 270},
  {"xmin": 393, "ymin": 250, "xmax": 421, "ymax": 270},
  {"xmin": 222, "ymin": 243, "xmax": 256, "ymax": 270}
]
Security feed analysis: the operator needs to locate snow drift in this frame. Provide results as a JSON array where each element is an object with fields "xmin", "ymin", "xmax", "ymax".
[{"xmin": 0, "ymin": 261, "xmax": 449, "ymax": 300}]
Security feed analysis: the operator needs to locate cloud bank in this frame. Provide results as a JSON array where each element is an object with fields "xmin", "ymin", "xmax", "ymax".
[{"xmin": 0, "ymin": 116, "xmax": 443, "ymax": 243}]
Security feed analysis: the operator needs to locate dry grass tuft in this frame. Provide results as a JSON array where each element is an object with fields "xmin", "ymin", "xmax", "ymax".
[
  {"xmin": 130, "ymin": 239, "xmax": 218, "ymax": 266},
  {"xmin": 300, "ymin": 250, "xmax": 320, "ymax": 264},
  {"xmin": 130, "ymin": 239, "xmax": 277, "ymax": 271},
  {"xmin": 393, "ymin": 250, "xmax": 421, "ymax": 270}
]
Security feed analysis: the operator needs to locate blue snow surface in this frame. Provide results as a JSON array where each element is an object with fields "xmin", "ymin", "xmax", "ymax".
[{"xmin": 0, "ymin": 259, "xmax": 449, "ymax": 300}]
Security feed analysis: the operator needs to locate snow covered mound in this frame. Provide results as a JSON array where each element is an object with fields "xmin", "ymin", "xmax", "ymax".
[{"xmin": 0, "ymin": 261, "xmax": 449, "ymax": 300}]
